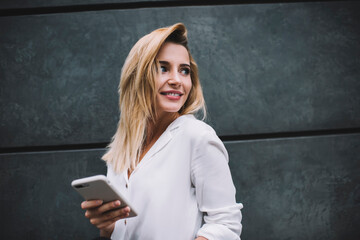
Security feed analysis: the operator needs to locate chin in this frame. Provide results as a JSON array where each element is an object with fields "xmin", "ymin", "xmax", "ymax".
[
  {"xmin": 164, "ymin": 108, "xmax": 181, "ymax": 113},
  {"xmin": 158, "ymin": 106, "xmax": 182, "ymax": 114}
]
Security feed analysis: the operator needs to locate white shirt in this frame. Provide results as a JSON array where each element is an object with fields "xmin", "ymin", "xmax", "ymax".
[{"xmin": 108, "ymin": 114, "xmax": 243, "ymax": 240}]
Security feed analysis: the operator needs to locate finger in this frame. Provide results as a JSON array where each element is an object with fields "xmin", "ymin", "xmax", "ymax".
[
  {"xmin": 81, "ymin": 200, "xmax": 103, "ymax": 209},
  {"xmin": 103, "ymin": 207, "xmax": 130, "ymax": 220},
  {"xmin": 90, "ymin": 207, "xmax": 130, "ymax": 225},
  {"xmin": 85, "ymin": 208, "xmax": 100, "ymax": 219},
  {"xmin": 97, "ymin": 200, "xmax": 122, "ymax": 213},
  {"xmin": 85, "ymin": 203, "xmax": 126, "ymax": 219},
  {"xmin": 96, "ymin": 210, "xmax": 130, "ymax": 229},
  {"xmin": 97, "ymin": 216, "xmax": 123, "ymax": 229}
]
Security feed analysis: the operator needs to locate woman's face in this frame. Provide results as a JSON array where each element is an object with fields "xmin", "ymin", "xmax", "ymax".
[{"xmin": 155, "ymin": 42, "xmax": 192, "ymax": 116}]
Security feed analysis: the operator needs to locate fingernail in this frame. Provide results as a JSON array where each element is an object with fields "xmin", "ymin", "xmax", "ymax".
[
  {"xmin": 114, "ymin": 200, "xmax": 120, "ymax": 207},
  {"xmin": 96, "ymin": 200, "xmax": 103, "ymax": 204}
]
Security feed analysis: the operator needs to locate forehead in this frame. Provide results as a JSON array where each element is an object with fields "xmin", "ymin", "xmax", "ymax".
[{"xmin": 156, "ymin": 42, "xmax": 190, "ymax": 63}]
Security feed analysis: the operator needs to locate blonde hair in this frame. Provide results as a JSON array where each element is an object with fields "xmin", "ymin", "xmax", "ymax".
[{"xmin": 102, "ymin": 23, "xmax": 206, "ymax": 173}]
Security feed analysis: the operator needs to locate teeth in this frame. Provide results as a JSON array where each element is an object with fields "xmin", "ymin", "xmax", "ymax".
[{"xmin": 165, "ymin": 93, "xmax": 180, "ymax": 96}]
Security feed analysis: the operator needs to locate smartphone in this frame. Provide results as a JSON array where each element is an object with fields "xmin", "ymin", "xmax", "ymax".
[{"xmin": 71, "ymin": 175, "xmax": 137, "ymax": 218}]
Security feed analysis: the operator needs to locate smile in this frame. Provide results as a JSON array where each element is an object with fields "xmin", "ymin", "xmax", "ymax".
[
  {"xmin": 160, "ymin": 91, "xmax": 183, "ymax": 97},
  {"xmin": 161, "ymin": 92, "xmax": 182, "ymax": 96}
]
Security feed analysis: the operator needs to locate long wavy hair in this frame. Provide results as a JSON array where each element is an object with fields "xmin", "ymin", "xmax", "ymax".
[{"xmin": 102, "ymin": 23, "xmax": 206, "ymax": 174}]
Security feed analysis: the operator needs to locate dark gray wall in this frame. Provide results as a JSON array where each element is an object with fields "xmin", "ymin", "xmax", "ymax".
[
  {"xmin": 0, "ymin": 0, "xmax": 187, "ymax": 9},
  {"xmin": 1, "ymin": 1, "xmax": 359, "ymax": 239}
]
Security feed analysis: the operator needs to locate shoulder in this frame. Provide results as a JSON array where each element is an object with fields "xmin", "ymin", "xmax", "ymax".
[
  {"xmin": 174, "ymin": 114, "xmax": 217, "ymax": 139},
  {"xmin": 172, "ymin": 115, "xmax": 227, "ymax": 156}
]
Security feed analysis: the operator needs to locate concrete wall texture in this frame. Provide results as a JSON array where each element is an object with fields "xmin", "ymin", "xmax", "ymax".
[{"xmin": 0, "ymin": 1, "xmax": 359, "ymax": 239}]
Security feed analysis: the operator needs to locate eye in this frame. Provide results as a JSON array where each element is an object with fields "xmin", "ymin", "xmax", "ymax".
[
  {"xmin": 160, "ymin": 66, "xmax": 167, "ymax": 73},
  {"xmin": 180, "ymin": 68, "xmax": 190, "ymax": 76}
]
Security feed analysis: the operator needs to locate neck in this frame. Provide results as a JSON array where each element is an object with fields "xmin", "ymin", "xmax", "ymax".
[
  {"xmin": 130, "ymin": 112, "xmax": 179, "ymax": 176},
  {"xmin": 146, "ymin": 112, "xmax": 179, "ymax": 145}
]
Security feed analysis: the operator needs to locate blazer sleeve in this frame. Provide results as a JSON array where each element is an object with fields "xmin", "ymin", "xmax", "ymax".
[{"xmin": 191, "ymin": 128, "xmax": 243, "ymax": 240}]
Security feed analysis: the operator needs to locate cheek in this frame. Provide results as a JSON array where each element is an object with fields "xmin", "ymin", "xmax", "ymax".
[{"xmin": 155, "ymin": 75, "xmax": 165, "ymax": 91}]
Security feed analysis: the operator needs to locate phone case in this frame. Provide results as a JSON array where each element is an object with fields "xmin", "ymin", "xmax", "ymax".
[{"xmin": 71, "ymin": 175, "xmax": 137, "ymax": 217}]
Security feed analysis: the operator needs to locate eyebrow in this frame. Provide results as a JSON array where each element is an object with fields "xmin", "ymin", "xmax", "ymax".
[{"xmin": 158, "ymin": 60, "xmax": 190, "ymax": 68}]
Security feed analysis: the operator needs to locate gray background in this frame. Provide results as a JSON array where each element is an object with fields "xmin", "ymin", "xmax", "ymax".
[{"xmin": 0, "ymin": 1, "xmax": 359, "ymax": 239}]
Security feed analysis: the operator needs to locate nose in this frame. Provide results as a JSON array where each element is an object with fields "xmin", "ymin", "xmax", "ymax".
[{"xmin": 168, "ymin": 71, "xmax": 181, "ymax": 86}]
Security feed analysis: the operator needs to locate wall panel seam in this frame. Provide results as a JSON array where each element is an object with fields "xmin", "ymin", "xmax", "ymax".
[{"xmin": 1, "ymin": 127, "xmax": 359, "ymax": 154}]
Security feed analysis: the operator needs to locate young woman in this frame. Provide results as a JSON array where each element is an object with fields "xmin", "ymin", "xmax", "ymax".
[{"xmin": 81, "ymin": 23, "xmax": 243, "ymax": 240}]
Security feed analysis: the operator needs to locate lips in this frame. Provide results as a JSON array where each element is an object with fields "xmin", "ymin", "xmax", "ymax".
[
  {"xmin": 160, "ymin": 91, "xmax": 183, "ymax": 96},
  {"xmin": 161, "ymin": 92, "xmax": 181, "ymax": 96},
  {"xmin": 160, "ymin": 91, "xmax": 183, "ymax": 100}
]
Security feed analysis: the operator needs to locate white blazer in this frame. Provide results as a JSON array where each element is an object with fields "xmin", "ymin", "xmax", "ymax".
[{"xmin": 108, "ymin": 114, "xmax": 243, "ymax": 240}]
